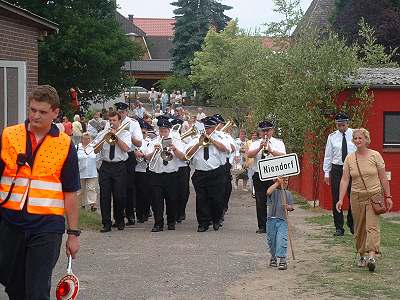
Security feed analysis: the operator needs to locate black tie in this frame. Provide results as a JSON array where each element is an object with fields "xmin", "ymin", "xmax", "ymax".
[
  {"xmin": 342, "ymin": 132, "xmax": 347, "ymax": 163},
  {"xmin": 163, "ymin": 159, "xmax": 168, "ymax": 166},
  {"xmin": 203, "ymin": 146, "xmax": 209, "ymax": 160},
  {"xmin": 109, "ymin": 145, "xmax": 115, "ymax": 160}
]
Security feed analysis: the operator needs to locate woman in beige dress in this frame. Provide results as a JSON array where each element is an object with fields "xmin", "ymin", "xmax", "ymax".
[{"xmin": 336, "ymin": 128, "xmax": 393, "ymax": 272}]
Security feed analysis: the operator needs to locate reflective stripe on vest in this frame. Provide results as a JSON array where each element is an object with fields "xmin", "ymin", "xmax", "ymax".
[{"xmin": 0, "ymin": 123, "xmax": 71, "ymax": 216}]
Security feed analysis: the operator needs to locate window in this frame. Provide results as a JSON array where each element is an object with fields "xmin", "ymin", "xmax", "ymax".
[
  {"xmin": 384, "ymin": 112, "xmax": 400, "ymax": 148},
  {"xmin": 0, "ymin": 61, "xmax": 26, "ymax": 133}
]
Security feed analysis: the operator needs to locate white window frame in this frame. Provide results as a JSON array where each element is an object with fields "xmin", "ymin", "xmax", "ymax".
[{"xmin": 0, "ymin": 60, "xmax": 27, "ymax": 128}]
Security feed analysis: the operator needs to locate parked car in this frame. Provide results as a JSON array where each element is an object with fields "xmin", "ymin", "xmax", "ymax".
[{"xmin": 124, "ymin": 86, "xmax": 149, "ymax": 102}]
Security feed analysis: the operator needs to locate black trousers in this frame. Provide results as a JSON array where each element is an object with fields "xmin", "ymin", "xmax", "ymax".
[
  {"xmin": 148, "ymin": 171, "xmax": 178, "ymax": 227},
  {"xmin": 177, "ymin": 165, "xmax": 190, "ymax": 219},
  {"xmin": 252, "ymin": 173, "xmax": 274, "ymax": 230},
  {"xmin": 223, "ymin": 162, "xmax": 233, "ymax": 211},
  {"xmin": 0, "ymin": 220, "xmax": 62, "ymax": 300},
  {"xmin": 192, "ymin": 166, "xmax": 226, "ymax": 227},
  {"xmin": 331, "ymin": 164, "xmax": 353, "ymax": 232},
  {"xmin": 125, "ymin": 152, "xmax": 137, "ymax": 219},
  {"xmin": 99, "ymin": 161, "xmax": 127, "ymax": 227},
  {"xmin": 135, "ymin": 171, "xmax": 150, "ymax": 221}
]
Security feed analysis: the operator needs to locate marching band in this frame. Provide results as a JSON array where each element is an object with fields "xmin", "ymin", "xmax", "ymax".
[{"xmin": 84, "ymin": 102, "xmax": 285, "ymax": 234}]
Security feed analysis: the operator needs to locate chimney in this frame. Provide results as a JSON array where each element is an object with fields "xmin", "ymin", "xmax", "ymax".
[{"xmin": 128, "ymin": 14, "xmax": 134, "ymax": 21}]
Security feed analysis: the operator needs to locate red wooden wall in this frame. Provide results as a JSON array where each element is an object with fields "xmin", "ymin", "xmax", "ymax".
[{"xmin": 290, "ymin": 88, "xmax": 400, "ymax": 212}]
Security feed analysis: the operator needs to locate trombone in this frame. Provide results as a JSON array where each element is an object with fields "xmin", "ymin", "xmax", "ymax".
[
  {"xmin": 84, "ymin": 121, "xmax": 131, "ymax": 155},
  {"xmin": 185, "ymin": 128, "xmax": 216, "ymax": 161},
  {"xmin": 220, "ymin": 120, "xmax": 235, "ymax": 133},
  {"xmin": 180, "ymin": 126, "xmax": 198, "ymax": 140}
]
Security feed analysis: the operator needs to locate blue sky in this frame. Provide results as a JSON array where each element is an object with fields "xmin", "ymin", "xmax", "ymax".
[{"xmin": 117, "ymin": 0, "xmax": 314, "ymax": 32}]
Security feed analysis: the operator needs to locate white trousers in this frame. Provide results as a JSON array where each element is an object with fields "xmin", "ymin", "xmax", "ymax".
[{"xmin": 78, "ymin": 178, "xmax": 98, "ymax": 206}]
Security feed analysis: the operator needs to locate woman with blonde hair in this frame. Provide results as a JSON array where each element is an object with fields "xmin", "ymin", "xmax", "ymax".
[
  {"xmin": 72, "ymin": 114, "xmax": 83, "ymax": 146},
  {"xmin": 337, "ymin": 128, "xmax": 393, "ymax": 272}
]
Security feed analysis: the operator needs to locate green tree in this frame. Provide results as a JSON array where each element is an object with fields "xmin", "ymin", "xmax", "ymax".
[
  {"xmin": 8, "ymin": 0, "xmax": 144, "ymax": 108},
  {"xmin": 155, "ymin": 74, "xmax": 192, "ymax": 94},
  {"xmin": 171, "ymin": 0, "xmax": 232, "ymax": 76}
]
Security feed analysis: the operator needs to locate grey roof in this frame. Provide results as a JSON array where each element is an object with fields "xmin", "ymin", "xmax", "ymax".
[
  {"xmin": 115, "ymin": 11, "xmax": 146, "ymax": 37},
  {"xmin": 146, "ymin": 36, "xmax": 173, "ymax": 59},
  {"xmin": 123, "ymin": 60, "xmax": 173, "ymax": 73},
  {"xmin": 293, "ymin": 0, "xmax": 334, "ymax": 36},
  {"xmin": 0, "ymin": 0, "xmax": 58, "ymax": 32},
  {"xmin": 350, "ymin": 68, "xmax": 400, "ymax": 88}
]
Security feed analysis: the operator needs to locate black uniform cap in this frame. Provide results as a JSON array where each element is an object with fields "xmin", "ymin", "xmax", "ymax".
[
  {"xmin": 157, "ymin": 118, "xmax": 172, "ymax": 129},
  {"xmin": 115, "ymin": 102, "xmax": 129, "ymax": 111},
  {"xmin": 258, "ymin": 120, "xmax": 274, "ymax": 130},
  {"xmin": 170, "ymin": 118, "xmax": 184, "ymax": 125},
  {"xmin": 335, "ymin": 112, "xmax": 349, "ymax": 123},
  {"xmin": 213, "ymin": 114, "xmax": 225, "ymax": 124},
  {"xmin": 202, "ymin": 116, "xmax": 218, "ymax": 128}
]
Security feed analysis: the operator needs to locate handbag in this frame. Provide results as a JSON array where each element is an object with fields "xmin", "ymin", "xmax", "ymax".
[{"xmin": 355, "ymin": 153, "xmax": 387, "ymax": 215}]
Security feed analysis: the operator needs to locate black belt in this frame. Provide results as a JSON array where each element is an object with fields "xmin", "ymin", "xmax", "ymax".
[
  {"xmin": 102, "ymin": 160, "xmax": 126, "ymax": 165},
  {"xmin": 332, "ymin": 164, "xmax": 344, "ymax": 169}
]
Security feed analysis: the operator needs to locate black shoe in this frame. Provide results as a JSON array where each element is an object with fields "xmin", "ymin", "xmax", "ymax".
[
  {"xmin": 100, "ymin": 226, "xmax": 111, "ymax": 233},
  {"xmin": 256, "ymin": 228, "xmax": 266, "ymax": 234},
  {"xmin": 117, "ymin": 223, "xmax": 125, "ymax": 231},
  {"xmin": 126, "ymin": 217, "xmax": 136, "ymax": 226},
  {"xmin": 137, "ymin": 218, "xmax": 145, "ymax": 223},
  {"xmin": 213, "ymin": 223, "xmax": 220, "ymax": 231},
  {"xmin": 151, "ymin": 225, "xmax": 163, "ymax": 232},
  {"xmin": 112, "ymin": 222, "xmax": 118, "ymax": 228},
  {"xmin": 333, "ymin": 229, "xmax": 344, "ymax": 236},
  {"xmin": 168, "ymin": 224, "xmax": 175, "ymax": 230},
  {"xmin": 197, "ymin": 226, "xmax": 209, "ymax": 232}
]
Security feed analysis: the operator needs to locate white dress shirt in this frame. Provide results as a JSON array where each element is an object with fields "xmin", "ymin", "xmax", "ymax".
[
  {"xmin": 77, "ymin": 143, "xmax": 98, "ymax": 179},
  {"xmin": 135, "ymin": 142, "xmax": 149, "ymax": 173},
  {"xmin": 97, "ymin": 130, "xmax": 132, "ymax": 162},
  {"xmin": 248, "ymin": 137, "xmax": 286, "ymax": 172},
  {"xmin": 145, "ymin": 135, "xmax": 185, "ymax": 173},
  {"xmin": 323, "ymin": 128, "xmax": 356, "ymax": 177},
  {"xmin": 225, "ymin": 133, "xmax": 237, "ymax": 165},
  {"xmin": 185, "ymin": 132, "xmax": 229, "ymax": 171}
]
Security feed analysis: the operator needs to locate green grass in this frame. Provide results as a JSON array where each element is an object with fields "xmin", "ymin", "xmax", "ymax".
[
  {"xmin": 78, "ymin": 209, "xmax": 102, "ymax": 231},
  {"xmin": 304, "ymin": 214, "xmax": 400, "ymax": 299}
]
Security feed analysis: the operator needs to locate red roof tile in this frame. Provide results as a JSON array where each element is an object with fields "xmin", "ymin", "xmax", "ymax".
[{"xmin": 132, "ymin": 18, "xmax": 175, "ymax": 37}]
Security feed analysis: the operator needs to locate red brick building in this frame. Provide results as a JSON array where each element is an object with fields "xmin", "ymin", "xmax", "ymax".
[
  {"xmin": 0, "ymin": 0, "xmax": 57, "ymax": 132},
  {"xmin": 291, "ymin": 68, "xmax": 400, "ymax": 212}
]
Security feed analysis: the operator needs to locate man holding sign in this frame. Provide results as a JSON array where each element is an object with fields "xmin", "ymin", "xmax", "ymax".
[{"xmin": 246, "ymin": 121, "xmax": 286, "ymax": 233}]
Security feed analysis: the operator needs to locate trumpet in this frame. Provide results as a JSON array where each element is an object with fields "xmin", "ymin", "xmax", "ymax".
[
  {"xmin": 84, "ymin": 121, "xmax": 130, "ymax": 155},
  {"xmin": 261, "ymin": 137, "xmax": 270, "ymax": 157},
  {"xmin": 134, "ymin": 146, "xmax": 145, "ymax": 162}
]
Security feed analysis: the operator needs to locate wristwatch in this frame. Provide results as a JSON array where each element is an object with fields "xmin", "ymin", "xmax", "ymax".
[{"xmin": 66, "ymin": 229, "xmax": 81, "ymax": 236}]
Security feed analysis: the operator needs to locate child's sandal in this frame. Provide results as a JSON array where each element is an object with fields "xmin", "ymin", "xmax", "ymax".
[
  {"xmin": 278, "ymin": 260, "xmax": 287, "ymax": 270},
  {"xmin": 269, "ymin": 257, "xmax": 277, "ymax": 267}
]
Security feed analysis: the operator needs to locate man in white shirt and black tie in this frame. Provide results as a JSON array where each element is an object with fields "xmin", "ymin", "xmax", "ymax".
[
  {"xmin": 185, "ymin": 116, "xmax": 230, "ymax": 232},
  {"xmin": 246, "ymin": 121, "xmax": 286, "ymax": 233},
  {"xmin": 96, "ymin": 111, "xmax": 132, "ymax": 232},
  {"xmin": 144, "ymin": 117, "xmax": 186, "ymax": 232},
  {"xmin": 323, "ymin": 112, "xmax": 355, "ymax": 236},
  {"xmin": 114, "ymin": 102, "xmax": 143, "ymax": 226}
]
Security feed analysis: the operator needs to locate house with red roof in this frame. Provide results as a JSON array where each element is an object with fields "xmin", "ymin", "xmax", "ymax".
[{"xmin": 116, "ymin": 14, "xmax": 175, "ymax": 90}]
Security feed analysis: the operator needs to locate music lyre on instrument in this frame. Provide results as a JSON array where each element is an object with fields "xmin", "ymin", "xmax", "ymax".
[
  {"xmin": 148, "ymin": 137, "xmax": 173, "ymax": 170},
  {"xmin": 56, "ymin": 255, "xmax": 79, "ymax": 300}
]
